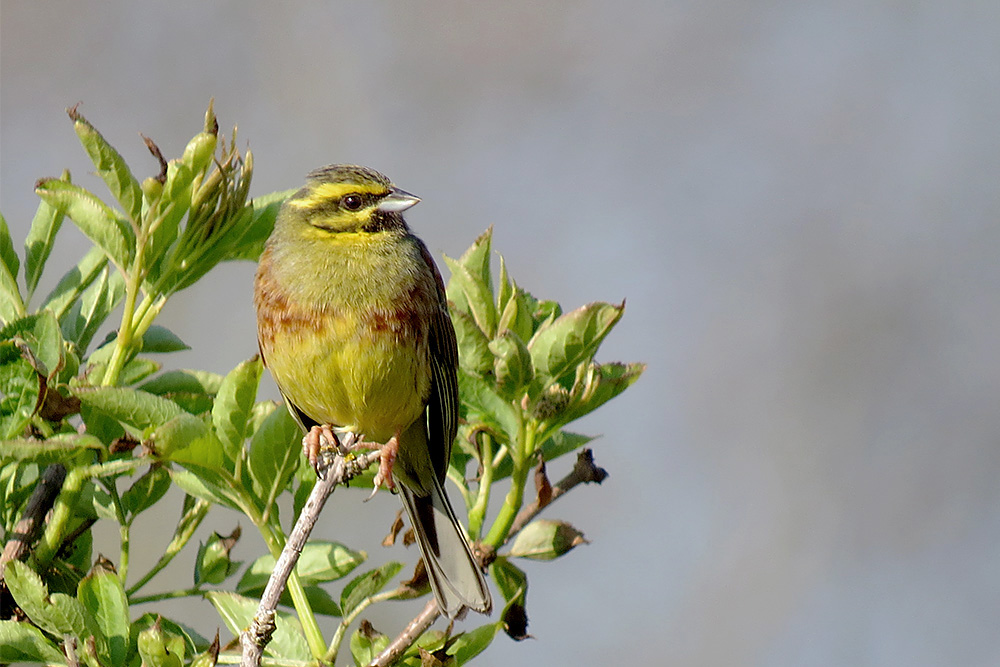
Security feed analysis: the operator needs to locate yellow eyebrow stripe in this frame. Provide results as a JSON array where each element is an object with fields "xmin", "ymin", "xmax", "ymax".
[{"xmin": 287, "ymin": 182, "xmax": 388, "ymax": 210}]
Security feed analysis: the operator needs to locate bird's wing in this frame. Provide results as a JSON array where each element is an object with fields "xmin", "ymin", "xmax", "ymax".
[{"xmin": 419, "ymin": 239, "xmax": 460, "ymax": 484}]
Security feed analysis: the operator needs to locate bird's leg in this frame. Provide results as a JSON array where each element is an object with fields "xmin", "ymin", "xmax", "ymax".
[
  {"xmin": 349, "ymin": 432, "xmax": 400, "ymax": 500},
  {"xmin": 302, "ymin": 424, "xmax": 340, "ymax": 476}
]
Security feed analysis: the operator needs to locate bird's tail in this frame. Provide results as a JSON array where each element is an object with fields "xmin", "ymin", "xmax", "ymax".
[{"xmin": 398, "ymin": 478, "xmax": 493, "ymax": 618}]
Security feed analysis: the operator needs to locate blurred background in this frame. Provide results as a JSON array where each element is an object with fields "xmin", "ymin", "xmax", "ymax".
[{"xmin": 3, "ymin": 1, "xmax": 1000, "ymax": 665}]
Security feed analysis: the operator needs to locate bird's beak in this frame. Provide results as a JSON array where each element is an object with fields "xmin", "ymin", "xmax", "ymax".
[{"xmin": 378, "ymin": 187, "xmax": 421, "ymax": 213}]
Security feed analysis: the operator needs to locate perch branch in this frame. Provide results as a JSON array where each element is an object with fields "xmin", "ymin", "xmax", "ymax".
[{"xmin": 240, "ymin": 434, "xmax": 380, "ymax": 667}]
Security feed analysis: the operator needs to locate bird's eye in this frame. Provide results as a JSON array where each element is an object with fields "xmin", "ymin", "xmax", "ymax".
[{"xmin": 342, "ymin": 194, "xmax": 363, "ymax": 211}]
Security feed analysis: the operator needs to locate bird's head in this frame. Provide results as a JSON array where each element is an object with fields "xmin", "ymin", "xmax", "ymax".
[{"xmin": 278, "ymin": 164, "xmax": 420, "ymax": 237}]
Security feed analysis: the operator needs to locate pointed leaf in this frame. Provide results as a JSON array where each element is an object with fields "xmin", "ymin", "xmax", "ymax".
[
  {"xmin": 0, "ymin": 349, "xmax": 40, "ymax": 439},
  {"xmin": 227, "ymin": 188, "xmax": 295, "ymax": 261},
  {"xmin": 340, "ymin": 561, "xmax": 404, "ymax": 619},
  {"xmin": 448, "ymin": 622, "xmax": 502, "ymax": 665},
  {"xmin": 23, "ymin": 170, "xmax": 71, "ymax": 301},
  {"xmin": 4, "ymin": 561, "xmax": 92, "ymax": 638},
  {"xmin": 72, "ymin": 110, "xmax": 143, "ymax": 222},
  {"xmin": 78, "ymin": 564, "xmax": 130, "ymax": 666},
  {"xmin": 205, "ymin": 591, "xmax": 311, "ymax": 661},
  {"xmin": 508, "ymin": 519, "xmax": 588, "ymax": 560},
  {"xmin": 0, "ymin": 212, "xmax": 25, "ymax": 324},
  {"xmin": 121, "ymin": 465, "xmax": 171, "ymax": 519},
  {"xmin": 237, "ymin": 541, "xmax": 365, "ymax": 595},
  {"xmin": 247, "ymin": 404, "xmax": 300, "ymax": 509},
  {"xmin": 42, "ymin": 246, "xmax": 109, "ymax": 323},
  {"xmin": 154, "ymin": 413, "xmax": 223, "ymax": 469},
  {"xmin": 61, "ymin": 266, "xmax": 125, "ymax": 353},
  {"xmin": 445, "ymin": 257, "xmax": 496, "ymax": 337},
  {"xmin": 169, "ymin": 468, "xmax": 240, "ymax": 511},
  {"xmin": 213, "ymin": 356, "xmax": 262, "ymax": 457},
  {"xmin": 451, "ymin": 309, "xmax": 493, "ymax": 375},
  {"xmin": 563, "ymin": 361, "xmax": 645, "ymax": 423},
  {"xmin": 0, "ymin": 433, "xmax": 103, "ymax": 465},
  {"xmin": 36, "ymin": 179, "xmax": 134, "ymax": 271},
  {"xmin": 141, "ymin": 325, "xmax": 190, "ymax": 353},
  {"xmin": 2, "ymin": 311, "xmax": 64, "ymax": 379},
  {"xmin": 528, "ymin": 301, "xmax": 624, "ymax": 385},
  {"xmin": 350, "ymin": 622, "xmax": 389, "ymax": 666},
  {"xmin": 73, "ymin": 386, "xmax": 185, "ymax": 437},
  {"xmin": 457, "ymin": 370, "xmax": 518, "ymax": 445},
  {"xmin": 0, "ymin": 619, "xmax": 67, "ymax": 664}
]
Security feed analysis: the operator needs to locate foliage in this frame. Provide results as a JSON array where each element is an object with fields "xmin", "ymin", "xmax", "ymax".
[{"xmin": 0, "ymin": 105, "xmax": 644, "ymax": 666}]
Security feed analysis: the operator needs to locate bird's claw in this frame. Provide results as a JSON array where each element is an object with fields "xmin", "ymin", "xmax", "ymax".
[{"xmin": 303, "ymin": 425, "xmax": 340, "ymax": 478}]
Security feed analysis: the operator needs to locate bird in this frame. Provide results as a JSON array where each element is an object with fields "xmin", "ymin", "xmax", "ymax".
[{"xmin": 253, "ymin": 164, "xmax": 492, "ymax": 618}]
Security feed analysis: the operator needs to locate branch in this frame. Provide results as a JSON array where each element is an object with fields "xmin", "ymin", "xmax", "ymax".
[
  {"xmin": 367, "ymin": 448, "xmax": 608, "ymax": 666},
  {"xmin": 0, "ymin": 464, "xmax": 67, "ymax": 574},
  {"xmin": 367, "ymin": 599, "xmax": 439, "ymax": 667},
  {"xmin": 507, "ymin": 448, "xmax": 607, "ymax": 544},
  {"xmin": 240, "ymin": 435, "xmax": 380, "ymax": 667}
]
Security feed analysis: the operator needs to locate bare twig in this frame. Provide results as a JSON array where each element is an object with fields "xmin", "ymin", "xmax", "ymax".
[
  {"xmin": 240, "ymin": 434, "xmax": 380, "ymax": 667},
  {"xmin": 507, "ymin": 448, "xmax": 607, "ymax": 540},
  {"xmin": 0, "ymin": 464, "xmax": 67, "ymax": 574},
  {"xmin": 367, "ymin": 448, "xmax": 608, "ymax": 666},
  {"xmin": 367, "ymin": 599, "xmax": 440, "ymax": 667}
]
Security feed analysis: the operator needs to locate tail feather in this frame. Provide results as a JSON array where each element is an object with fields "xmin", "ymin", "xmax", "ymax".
[{"xmin": 398, "ymin": 479, "xmax": 492, "ymax": 618}]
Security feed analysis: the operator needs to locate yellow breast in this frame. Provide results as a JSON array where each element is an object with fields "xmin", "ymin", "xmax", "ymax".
[{"xmin": 254, "ymin": 235, "xmax": 436, "ymax": 442}]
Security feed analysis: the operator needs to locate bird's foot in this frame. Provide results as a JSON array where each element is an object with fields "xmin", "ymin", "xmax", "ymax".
[
  {"xmin": 303, "ymin": 425, "xmax": 340, "ymax": 477},
  {"xmin": 351, "ymin": 436, "xmax": 399, "ymax": 500}
]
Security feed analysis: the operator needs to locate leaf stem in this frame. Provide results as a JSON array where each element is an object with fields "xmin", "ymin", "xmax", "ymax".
[
  {"xmin": 129, "ymin": 586, "xmax": 204, "ymax": 605},
  {"xmin": 324, "ymin": 589, "xmax": 400, "ymax": 663},
  {"xmin": 467, "ymin": 431, "xmax": 494, "ymax": 540},
  {"xmin": 483, "ymin": 418, "xmax": 537, "ymax": 548}
]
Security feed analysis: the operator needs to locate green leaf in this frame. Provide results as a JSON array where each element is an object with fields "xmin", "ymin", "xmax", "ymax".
[
  {"xmin": 527, "ymin": 301, "xmax": 624, "ymax": 386},
  {"xmin": 42, "ymin": 246, "xmax": 109, "ymax": 323},
  {"xmin": 36, "ymin": 179, "xmax": 134, "ymax": 271},
  {"xmin": 247, "ymin": 405, "xmax": 300, "ymax": 512},
  {"xmin": 61, "ymin": 266, "xmax": 125, "ymax": 353},
  {"xmin": 489, "ymin": 329, "xmax": 532, "ymax": 399},
  {"xmin": 78, "ymin": 564, "xmax": 131, "ymax": 666},
  {"xmin": 72, "ymin": 110, "xmax": 143, "ymax": 223},
  {"xmin": 451, "ymin": 309, "xmax": 493, "ymax": 375},
  {"xmin": 237, "ymin": 541, "xmax": 365, "ymax": 596},
  {"xmin": 457, "ymin": 370, "xmax": 518, "ymax": 445},
  {"xmin": 131, "ymin": 612, "xmax": 209, "ymax": 658},
  {"xmin": 154, "ymin": 413, "xmax": 223, "ymax": 469},
  {"xmin": 121, "ymin": 465, "xmax": 171, "ymax": 519},
  {"xmin": 448, "ymin": 622, "xmax": 502, "ymax": 665},
  {"xmin": 562, "ymin": 361, "xmax": 645, "ymax": 423},
  {"xmin": 136, "ymin": 618, "xmax": 185, "ymax": 667},
  {"xmin": 508, "ymin": 519, "xmax": 588, "ymax": 560},
  {"xmin": 23, "ymin": 170, "xmax": 71, "ymax": 302},
  {"xmin": 350, "ymin": 623, "xmax": 389, "ymax": 666},
  {"xmin": 119, "ymin": 357, "xmax": 161, "ymax": 387},
  {"xmin": 205, "ymin": 591, "xmax": 311, "ymax": 661},
  {"xmin": 72, "ymin": 386, "xmax": 184, "ymax": 432},
  {"xmin": 139, "ymin": 368, "xmax": 223, "ymax": 414},
  {"xmin": 227, "ymin": 188, "xmax": 295, "ymax": 262},
  {"xmin": 169, "ymin": 468, "xmax": 240, "ymax": 511},
  {"xmin": 490, "ymin": 557, "xmax": 529, "ymax": 641},
  {"xmin": 0, "ymin": 350, "xmax": 40, "ymax": 439},
  {"xmin": 0, "ymin": 433, "xmax": 103, "ymax": 465},
  {"xmin": 340, "ymin": 561, "xmax": 404, "ymax": 619},
  {"xmin": 0, "ymin": 212, "xmax": 25, "ymax": 324},
  {"xmin": 445, "ymin": 257, "xmax": 497, "ymax": 338},
  {"xmin": 194, "ymin": 528, "xmax": 242, "ymax": 586},
  {"xmin": 212, "ymin": 356, "xmax": 262, "ymax": 458},
  {"xmin": 141, "ymin": 325, "xmax": 190, "ymax": 353},
  {"xmin": 0, "ymin": 619, "xmax": 67, "ymax": 664},
  {"xmin": 4, "ymin": 560, "xmax": 92, "ymax": 638},
  {"xmin": 3, "ymin": 310, "xmax": 64, "ymax": 379}
]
